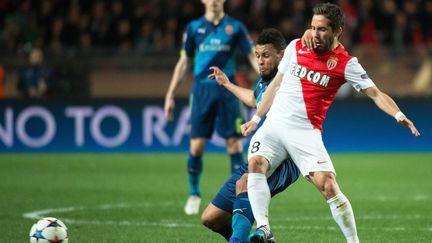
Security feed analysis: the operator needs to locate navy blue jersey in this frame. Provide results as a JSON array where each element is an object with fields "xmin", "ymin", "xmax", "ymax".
[
  {"xmin": 185, "ymin": 15, "xmax": 252, "ymax": 138},
  {"xmin": 211, "ymin": 74, "xmax": 300, "ymax": 213},
  {"xmin": 182, "ymin": 15, "xmax": 253, "ymax": 84},
  {"xmin": 253, "ymin": 77, "xmax": 273, "ymax": 108}
]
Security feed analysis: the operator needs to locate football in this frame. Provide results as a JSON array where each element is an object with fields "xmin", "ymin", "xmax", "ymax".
[{"xmin": 29, "ymin": 217, "xmax": 69, "ymax": 243}]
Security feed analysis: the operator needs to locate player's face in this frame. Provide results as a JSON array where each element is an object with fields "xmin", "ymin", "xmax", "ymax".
[
  {"xmin": 202, "ymin": 0, "xmax": 225, "ymax": 12},
  {"xmin": 255, "ymin": 44, "xmax": 283, "ymax": 79},
  {"xmin": 311, "ymin": 15, "xmax": 341, "ymax": 54}
]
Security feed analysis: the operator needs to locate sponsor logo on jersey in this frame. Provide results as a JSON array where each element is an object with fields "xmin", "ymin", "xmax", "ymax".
[
  {"xmin": 298, "ymin": 49, "xmax": 311, "ymax": 54},
  {"xmin": 326, "ymin": 55, "xmax": 338, "ymax": 70},
  {"xmin": 290, "ymin": 63, "xmax": 331, "ymax": 87},
  {"xmin": 199, "ymin": 38, "xmax": 231, "ymax": 52},
  {"xmin": 225, "ymin": 25, "xmax": 233, "ymax": 35}
]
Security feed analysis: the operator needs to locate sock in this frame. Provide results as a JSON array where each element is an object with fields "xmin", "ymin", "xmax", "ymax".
[
  {"xmin": 230, "ymin": 192, "xmax": 254, "ymax": 241},
  {"xmin": 230, "ymin": 152, "xmax": 244, "ymax": 174},
  {"xmin": 187, "ymin": 154, "xmax": 202, "ymax": 196},
  {"xmin": 214, "ymin": 224, "xmax": 232, "ymax": 241},
  {"xmin": 247, "ymin": 173, "xmax": 270, "ymax": 228},
  {"xmin": 327, "ymin": 193, "xmax": 359, "ymax": 243}
]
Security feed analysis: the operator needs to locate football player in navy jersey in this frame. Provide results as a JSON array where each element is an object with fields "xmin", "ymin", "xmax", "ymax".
[
  {"xmin": 201, "ymin": 28, "xmax": 312, "ymax": 243},
  {"xmin": 164, "ymin": 0, "xmax": 260, "ymax": 216}
]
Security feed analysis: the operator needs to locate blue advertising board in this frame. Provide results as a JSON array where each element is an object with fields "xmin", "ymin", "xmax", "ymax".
[{"xmin": 0, "ymin": 98, "xmax": 430, "ymax": 152}]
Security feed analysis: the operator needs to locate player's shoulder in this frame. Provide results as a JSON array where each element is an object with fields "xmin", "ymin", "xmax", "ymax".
[
  {"xmin": 223, "ymin": 15, "xmax": 247, "ymax": 29},
  {"xmin": 288, "ymin": 38, "xmax": 302, "ymax": 49},
  {"xmin": 333, "ymin": 43, "xmax": 354, "ymax": 61},
  {"xmin": 186, "ymin": 16, "xmax": 206, "ymax": 31}
]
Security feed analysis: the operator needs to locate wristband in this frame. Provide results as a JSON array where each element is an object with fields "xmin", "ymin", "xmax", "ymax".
[
  {"xmin": 394, "ymin": 111, "xmax": 405, "ymax": 121},
  {"xmin": 251, "ymin": 114, "xmax": 261, "ymax": 124}
]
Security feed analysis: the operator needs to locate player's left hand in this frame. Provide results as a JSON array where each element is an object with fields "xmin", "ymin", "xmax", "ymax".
[
  {"xmin": 301, "ymin": 28, "xmax": 315, "ymax": 50},
  {"xmin": 241, "ymin": 120, "xmax": 258, "ymax": 136},
  {"xmin": 208, "ymin": 66, "xmax": 229, "ymax": 86},
  {"xmin": 397, "ymin": 115, "xmax": 420, "ymax": 136}
]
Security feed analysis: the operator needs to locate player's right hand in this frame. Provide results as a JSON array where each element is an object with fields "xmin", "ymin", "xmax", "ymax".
[
  {"xmin": 397, "ymin": 115, "xmax": 421, "ymax": 137},
  {"xmin": 164, "ymin": 97, "xmax": 175, "ymax": 121},
  {"xmin": 241, "ymin": 120, "xmax": 258, "ymax": 136},
  {"xmin": 208, "ymin": 66, "xmax": 229, "ymax": 86},
  {"xmin": 301, "ymin": 28, "xmax": 316, "ymax": 50}
]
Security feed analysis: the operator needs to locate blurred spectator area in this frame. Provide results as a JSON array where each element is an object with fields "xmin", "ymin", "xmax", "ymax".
[{"xmin": 0, "ymin": 0, "xmax": 431, "ymax": 98}]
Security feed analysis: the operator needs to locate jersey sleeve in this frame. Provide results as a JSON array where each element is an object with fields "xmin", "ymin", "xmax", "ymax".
[
  {"xmin": 181, "ymin": 24, "xmax": 195, "ymax": 57},
  {"xmin": 344, "ymin": 57, "xmax": 376, "ymax": 91},
  {"xmin": 278, "ymin": 39, "xmax": 298, "ymax": 74},
  {"xmin": 237, "ymin": 23, "xmax": 254, "ymax": 54}
]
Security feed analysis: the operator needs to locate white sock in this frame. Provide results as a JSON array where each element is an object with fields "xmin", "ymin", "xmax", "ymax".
[
  {"xmin": 247, "ymin": 173, "xmax": 271, "ymax": 228},
  {"xmin": 327, "ymin": 193, "xmax": 359, "ymax": 243}
]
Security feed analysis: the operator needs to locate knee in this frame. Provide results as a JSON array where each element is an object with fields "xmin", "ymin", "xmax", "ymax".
[
  {"xmin": 226, "ymin": 137, "xmax": 243, "ymax": 154},
  {"xmin": 313, "ymin": 173, "xmax": 340, "ymax": 199},
  {"xmin": 235, "ymin": 174, "xmax": 248, "ymax": 195},
  {"xmin": 248, "ymin": 156, "xmax": 269, "ymax": 173},
  {"xmin": 190, "ymin": 139, "xmax": 205, "ymax": 156},
  {"xmin": 201, "ymin": 211, "xmax": 216, "ymax": 230}
]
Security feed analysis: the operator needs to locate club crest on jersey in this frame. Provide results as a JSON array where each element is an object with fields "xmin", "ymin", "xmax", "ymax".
[
  {"xmin": 326, "ymin": 55, "xmax": 338, "ymax": 70},
  {"xmin": 225, "ymin": 25, "xmax": 233, "ymax": 35}
]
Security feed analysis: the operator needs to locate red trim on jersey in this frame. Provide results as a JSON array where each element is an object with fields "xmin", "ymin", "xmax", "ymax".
[{"xmin": 295, "ymin": 40, "xmax": 352, "ymax": 132}]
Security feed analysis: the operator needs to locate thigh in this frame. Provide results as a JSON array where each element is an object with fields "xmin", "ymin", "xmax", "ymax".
[
  {"xmin": 215, "ymin": 89, "xmax": 244, "ymax": 138},
  {"xmin": 201, "ymin": 203, "xmax": 232, "ymax": 229},
  {"xmin": 190, "ymin": 87, "xmax": 217, "ymax": 138},
  {"xmin": 285, "ymin": 128, "xmax": 335, "ymax": 177},
  {"xmin": 247, "ymin": 121, "xmax": 288, "ymax": 177},
  {"xmin": 211, "ymin": 163, "xmax": 248, "ymax": 213},
  {"xmin": 267, "ymin": 158, "xmax": 301, "ymax": 197}
]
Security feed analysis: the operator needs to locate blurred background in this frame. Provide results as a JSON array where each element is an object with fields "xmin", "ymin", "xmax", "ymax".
[{"xmin": 0, "ymin": 0, "xmax": 430, "ymax": 152}]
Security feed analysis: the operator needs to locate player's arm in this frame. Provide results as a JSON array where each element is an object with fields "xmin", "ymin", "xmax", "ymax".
[
  {"xmin": 361, "ymin": 86, "xmax": 420, "ymax": 136},
  {"xmin": 164, "ymin": 55, "xmax": 191, "ymax": 121},
  {"xmin": 209, "ymin": 66, "xmax": 256, "ymax": 107},
  {"xmin": 241, "ymin": 71, "xmax": 283, "ymax": 136}
]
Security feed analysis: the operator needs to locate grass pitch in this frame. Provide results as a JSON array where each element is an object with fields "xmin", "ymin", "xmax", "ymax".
[{"xmin": 0, "ymin": 153, "xmax": 431, "ymax": 242}]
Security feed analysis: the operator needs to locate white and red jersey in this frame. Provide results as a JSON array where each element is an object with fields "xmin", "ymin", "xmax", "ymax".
[{"xmin": 267, "ymin": 39, "xmax": 375, "ymax": 132}]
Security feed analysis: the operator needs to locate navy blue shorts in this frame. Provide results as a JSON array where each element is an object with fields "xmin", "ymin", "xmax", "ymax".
[
  {"xmin": 211, "ymin": 158, "xmax": 300, "ymax": 213},
  {"xmin": 190, "ymin": 84, "xmax": 244, "ymax": 138}
]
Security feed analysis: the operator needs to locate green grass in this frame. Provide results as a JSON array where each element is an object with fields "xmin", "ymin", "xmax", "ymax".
[{"xmin": 0, "ymin": 153, "xmax": 431, "ymax": 242}]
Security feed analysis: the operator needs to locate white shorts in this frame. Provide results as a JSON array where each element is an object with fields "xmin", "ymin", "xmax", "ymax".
[{"xmin": 247, "ymin": 119, "xmax": 335, "ymax": 177}]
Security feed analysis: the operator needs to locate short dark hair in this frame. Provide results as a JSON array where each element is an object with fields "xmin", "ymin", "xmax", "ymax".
[
  {"xmin": 312, "ymin": 2, "xmax": 345, "ymax": 32},
  {"xmin": 256, "ymin": 28, "xmax": 287, "ymax": 52}
]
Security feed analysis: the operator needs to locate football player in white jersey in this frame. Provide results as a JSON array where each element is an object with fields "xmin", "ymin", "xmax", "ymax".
[{"xmin": 241, "ymin": 3, "xmax": 420, "ymax": 243}]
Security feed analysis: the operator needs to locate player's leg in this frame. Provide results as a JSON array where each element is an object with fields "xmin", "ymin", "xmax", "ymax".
[
  {"xmin": 184, "ymin": 138, "xmax": 206, "ymax": 215},
  {"xmin": 247, "ymin": 155, "xmax": 274, "ymax": 242},
  {"xmin": 187, "ymin": 87, "xmax": 216, "ymax": 215},
  {"xmin": 286, "ymin": 128, "xmax": 359, "ymax": 243},
  {"xmin": 202, "ymin": 164, "xmax": 248, "ymax": 240},
  {"xmin": 246, "ymin": 122, "xmax": 286, "ymax": 242},
  {"xmin": 231, "ymin": 158, "xmax": 300, "ymax": 243},
  {"xmin": 201, "ymin": 203, "xmax": 232, "ymax": 241},
  {"xmin": 307, "ymin": 172, "xmax": 359, "ymax": 243},
  {"xmin": 230, "ymin": 174, "xmax": 255, "ymax": 243}
]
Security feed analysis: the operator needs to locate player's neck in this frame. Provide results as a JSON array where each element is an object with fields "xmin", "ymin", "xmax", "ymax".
[
  {"xmin": 204, "ymin": 11, "xmax": 225, "ymax": 25},
  {"xmin": 331, "ymin": 39, "xmax": 340, "ymax": 51}
]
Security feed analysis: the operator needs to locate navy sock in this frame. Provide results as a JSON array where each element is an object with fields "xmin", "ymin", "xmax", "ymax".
[
  {"xmin": 230, "ymin": 192, "xmax": 254, "ymax": 241},
  {"xmin": 214, "ymin": 224, "xmax": 232, "ymax": 241},
  {"xmin": 187, "ymin": 154, "xmax": 202, "ymax": 196},
  {"xmin": 230, "ymin": 152, "xmax": 244, "ymax": 174}
]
